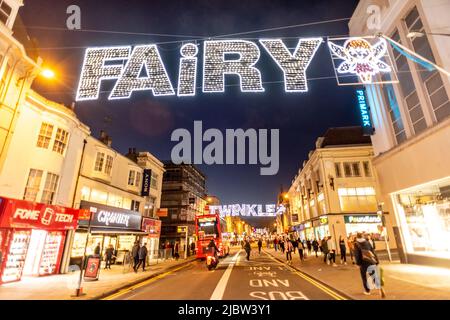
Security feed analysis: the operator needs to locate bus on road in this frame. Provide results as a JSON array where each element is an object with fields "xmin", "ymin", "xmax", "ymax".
[{"xmin": 195, "ymin": 213, "xmax": 230, "ymax": 259}]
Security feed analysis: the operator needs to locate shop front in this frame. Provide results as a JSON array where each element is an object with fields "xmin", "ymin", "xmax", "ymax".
[
  {"xmin": 0, "ymin": 197, "xmax": 80, "ymax": 284},
  {"xmin": 343, "ymin": 214, "xmax": 384, "ymax": 240},
  {"xmin": 304, "ymin": 222, "xmax": 314, "ymax": 240},
  {"xmin": 69, "ymin": 201, "xmax": 146, "ymax": 267},
  {"xmin": 393, "ymin": 178, "xmax": 450, "ymax": 265},
  {"xmin": 141, "ymin": 217, "xmax": 162, "ymax": 259},
  {"xmin": 313, "ymin": 216, "xmax": 330, "ymax": 240}
]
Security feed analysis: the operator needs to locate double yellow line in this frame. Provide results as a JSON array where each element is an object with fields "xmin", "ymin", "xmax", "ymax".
[
  {"xmin": 102, "ymin": 263, "xmax": 192, "ymax": 300},
  {"xmin": 266, "ymin": 252, "xmax": 348, "ymax": 300}
]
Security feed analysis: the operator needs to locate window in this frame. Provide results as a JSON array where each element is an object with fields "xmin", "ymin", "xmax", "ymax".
[
  {"xmin": 0, "ymin": 1, "xmax": 12, "ymax": 25},
  {"xmin": 363, "ymin": 161, "xmax": 372, "ymax": 177},
  {"xmin": 338, "ymin": 187, "xmax": 377, "ymax": 212},
  {"xmin": 343, "ymin": 162, "xmax": 352, "ymax": 177},
  {"xmin": 0, "ymin": 62, "xmax": 10, "ymax": 96},
  {"xmin": 351, "ymin": 162, "xmax": 361, "ymax": 177},
  {"xmin": 23, "ymin": 169, "xmax": 43, "ymax": 202},
  {"xmin": 128, "ymin": 170, "xmax": 136, "ymax": 186},
  {"xmin": 104, "ymin": 155, "xmax": 114, "ymax": 175},
  {"xmin": 36, "ymin": 123, "xmax": 54, "ymax": 149},
  {"xmin": 391, "ymin": 29, "xmax": 427, "ymax": 135},
  {"xmin": 334, "ymin": 163, "xmax": 342, "ymax": 178},
  {"xmin": 343, "ymin": 162, "xmax": 362, "ymax": 177},
  {"xmin": 135, "ymin": 171, "xmax": 142, "ymax": 188},
  {"xmin": 52, "ymin": 128, "xmax": 69, "ymax": 154},
  {"xmin": 151, "ymin": 172, "xmax": 159, "ymax": 189},
  {"xmin": 41, "ymin": 173, "xmax": 59, "ymax": 204},
  {"xmin": 131, "ymin": 200, "xmax": 140, "ymax": 212},
  {"xmin": 94, "ymin": 153, "xmax": 105, "ymax": 172},
  {"xmin": 405, "ymin": 7, "xmax": 450, "ymax": 122}
]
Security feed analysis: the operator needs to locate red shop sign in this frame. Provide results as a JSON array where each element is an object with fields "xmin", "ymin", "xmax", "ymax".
[
  {"xmin": 141, "ymin": 218, "xmax": 161, "ymax": 238},
  {"xmin": 0, "ymin": 197, "xmax": 79, "ymax": 230}
]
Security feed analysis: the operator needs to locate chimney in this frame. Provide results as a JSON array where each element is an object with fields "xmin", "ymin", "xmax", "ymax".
[{"xmin": 125, "ymin": 147, "xmax": 138, "ymax": 162}]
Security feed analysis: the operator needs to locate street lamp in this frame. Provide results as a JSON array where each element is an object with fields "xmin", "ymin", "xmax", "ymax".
[
  {"xmin": 407, "ymin": 31, "xmax": 450, "ymax": 38},
  {"xmin": 40, "ymin": 68, "xmax": 55, "ymax": 79}
]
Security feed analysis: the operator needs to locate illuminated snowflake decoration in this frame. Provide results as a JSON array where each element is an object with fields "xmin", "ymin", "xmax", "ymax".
[{"xmin": 328, "ymin": 38, "xmax": 391, "ymax": 84}]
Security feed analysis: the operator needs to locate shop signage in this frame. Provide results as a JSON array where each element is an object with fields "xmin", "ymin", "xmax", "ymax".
[
  {"xmin": 304, "ymin": 222, "xmax": 312, "ymax": 229},
  {"xmin": 319, "ymin": 216, "xmax": 328, "ymax": 225},
  {"xmin": 0, "ymin": 197, "xmax": 79, "ymax": 230},
  {"xmin": 79, "ymin": 201, "xmax": 142, "ymax": 230},
  {"xmin": 177, "ymin": 226, "xmax": 188, "ymax": 233},
  {"xmin": 157, "ymin": 208, "xmax": 168, "ymax": 217},
  {"xmin": 355, "ymin": 88, "xmax": 375, "ymax": 136},
  {"xmin": 344, "ymin": 215, "xmax": 381, "ymax": 224},
  {"xmin": 141, "ymin": 217, "xmax": 161, "ymax": 238},
  {"xmin": 141, "ymin": 169, "xmax": 152, "ymax": 196},
  {"xmin": 209, "ymin": 204, "xmax": 285, "ymax": 217},
  {"xmin": 84, "ymin": 256, "xmax": 101, "ymax": 280}
]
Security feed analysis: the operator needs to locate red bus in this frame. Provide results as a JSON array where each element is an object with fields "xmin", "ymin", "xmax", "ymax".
[{"xmin": 195, "ymin": 213, "xmax": 230, "ymax": 259}]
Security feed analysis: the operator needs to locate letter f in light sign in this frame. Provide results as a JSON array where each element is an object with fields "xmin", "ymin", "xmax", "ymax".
[{"xmin": 260, "ymin": 38, "xmax": 322, "ymax": 92}]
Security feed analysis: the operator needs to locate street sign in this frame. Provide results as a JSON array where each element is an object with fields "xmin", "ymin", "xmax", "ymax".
[{"xmin": 177, "ymin": 226, "xmax": 188, "ymax": 233}]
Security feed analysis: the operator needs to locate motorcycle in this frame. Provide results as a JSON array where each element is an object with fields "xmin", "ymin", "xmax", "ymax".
[{"xmin": 204, "ymin": 247, "xmax": 218, "ymax": 271}]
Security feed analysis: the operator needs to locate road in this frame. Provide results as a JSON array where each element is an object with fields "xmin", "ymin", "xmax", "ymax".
[{"xmin": 105, "ymin": 248, "xmax": 347, "ymax": 300}]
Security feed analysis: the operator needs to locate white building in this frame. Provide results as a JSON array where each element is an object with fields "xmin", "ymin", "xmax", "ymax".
[{"xmin": 349, "ymin": 0, "xmax": 450, "ymax": 266}]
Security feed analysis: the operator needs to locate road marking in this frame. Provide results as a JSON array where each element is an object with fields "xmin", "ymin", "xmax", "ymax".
[
  {"xmin": 101, "ymin": 263, "xmax": 193, "ymax": 300},
  {"xmin": 210, "ymin": 250, "xmax": 241, "ymax": 300},
  {"xmin": 264, "ymin": 252, "xmax": 348, "ymax": 300}
]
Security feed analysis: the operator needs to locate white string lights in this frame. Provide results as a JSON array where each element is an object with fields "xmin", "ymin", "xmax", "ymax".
[
  {"xmin": 260, "ymin": 38, "xmax": 323, "ymax": 92},
  {"xmin": 203, "ymin": 40, "xmax": 265, "ymax": 93},
  {"xmin": 177, "ymin": 43, "xmax": 198, "ymax": 96},
  {"xmin": 109, "ymin": 45, "xmax": 175, "ymax": 99}
]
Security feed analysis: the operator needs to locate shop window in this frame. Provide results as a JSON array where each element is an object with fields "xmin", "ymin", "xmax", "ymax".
[
  {"xmin": 334, "ymin": 163, "xmax": 342, "ymax": 178},
  {"xmin": 338, "ymin": 187, "xmax": 377, "ymax": 212},
  {"xmin": 0, "ymin": 0, "xmax": 12, "ymax": 25},
  {"xmin": 80, "ymin": 186, "xmax": 91, "ymax": 201},
  {"xmin": 90, "ymin": 189, "xmax": 108, "ymax": 204},
  {"xmin": 23, "ymin": 169, "xmax": 43, "ymax": 202},
  {"xmin": 94, "ymin": 152, "xmax": 105, "ymax": 172},
  {"xmin": 104, "ymin": 155, "xmax": 114, "ymax": 175},
  {"xmin": 41, "ymin": 173, "xmax": 59, "ymax": 204},
  {"xmin": 128, "ymin": 170, "xmax": 136, "ymax": 186},
  {"xmin": 363, "ymin": 161, "xmax": 372, "ymax": 177},
  {"xmin": 52, "ymin": 128, "xmax": 69, "ymax": 155},
  {"xmin": 36, "ymin": 123, "xmax": 54, "ymax": 149}
]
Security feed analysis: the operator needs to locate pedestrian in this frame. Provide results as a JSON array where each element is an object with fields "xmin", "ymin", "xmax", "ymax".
[
  {"xmin": 327, "ymin": 236, "xmax": 337, "ymax": 267},
  {"xmin": 174, "ymin": 241, "xmax": 180, "ymax": 260},
  {"xmin": 94, "ymin": 243, "xmax": 101, "ymax": 256},
  {"xmin": 136, "ymin": 243, "xmax": 148, "ymax": 272},
  {"xmin": 297, "ymin": 238, "xmax": 304, "ymax": 262},
  {"xmin": 354, "ymin": 232, "xmax": 384, "ymax": 297},
  {"xmin": 312, "ymin": 239, "xmax": 319, "ymax": 257},
  {"xmin": 132, "ymin": 241, "xmax": 140, "ymax": 271},
  {"xmin": 244, "ymin": 239, "xmax": 251, "ymax": 261},
  {"xmin": 339, "ymin": 235, "xmax": 347, "ymax": 265},
  {"xmin": 292, "ymin": 237, "xmax": 298, "ymax": 254},
  {"xmin": 306, "ymin": 239, "xmax": 312, "ymax": 255},
  {"xmin": 347, "ymin": 235, "xmax": 356, "ymax": 264},
  {"xmin": 257, "ymin": 238, "xmax": 263, "ymax": 254},
  {"xmin": 367, "ymin": 233, "xmax": 376, "ymax": 251},
  {"xmin": 266, "ymin": 238, "xmax": 270, "ymax": 249},
  {"xmin": 321, "ymin": 238, "xmax": 329, "ymax": 264},
  {"xmin": 190, "ymin": 241, "xmax": 196, "ymax": 256},
  {"xmin": 274, "ymin": 237, "xmax": 278, "ymax": 251},
  {"xmin": 104, "ymin": 244, "xmax": 115, "ymax": 269},
  {"xmin": 279, "ymin": 237, "xmax": 285, "ymax": 253},
  {"xmin": 285, "ymin": 239, "xmax": 293, "ymax": 265},
  {"xmin": 171, "ymin": 241, "xmax": 175, "ymax": 259}
]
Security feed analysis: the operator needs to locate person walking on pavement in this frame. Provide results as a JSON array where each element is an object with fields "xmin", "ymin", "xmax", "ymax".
[
  {"xmin": 279, "ymin": 237, "xmax": 285, "ymax": 253},
  {"xmin": 347, "ymin": 235, "xmax": 356, "ymax": 264},
  {"xmin": 244, "ymin": 239, "xmax": 251, "ymax": 261},
  {"xmin": 94, "ymin": 243, "xmax": 101, "ymax": 256},
  {"xmin": 273, "ymin": 237, "xmax": 278, "ymax": 251},
  {"xmin": 257, "ymin": 238, "xmax": 263, "ymax": 254},
  {"xmin": 285, "ymin": 239, "xmax": 293, "ymax": 265},
  {"xmin": 136, "ymin": 243, "xmax": 148, "ymax": 272},
  {"xmin": 327, "ymin": 236, "xmax": 337, "ymax": 267},
  {"xmin": 312, "ymin": 239, "xmax": 319, "ymax": 257},
  {"xmin": 321, "ymin": 237, "xmax": 329, "ymax": 263},
  {"xmin": 105, "ymin": 244, "xmax": 115, "ymax": 269},
  {"xmin": 190, "ymin": 241, "xmax": 196, "ymax": 256},
  {"xmin": 306, "ymin": 239, "xmax": 312, "ymax": 256},
  {"xmin": 174, "ymin": 241, "xmax": 180, "ymax": 260},
  {"xmin": 132, "ymin": 241, "xmax": 140, "ymax": 271},
  {"xmin": 354, "ymin": 232, "xmax": 385, "ymax": 297},
  {"xmin": 297, "ymin": 238, "xmax": 304, "ymax": 262},
  {"xmin": 339, "ymin": 235, "xmax": 347, "ymax": 265},
  {"xmin": 292, "ymin": 237, "xmax": 298, "ymax": 254}
]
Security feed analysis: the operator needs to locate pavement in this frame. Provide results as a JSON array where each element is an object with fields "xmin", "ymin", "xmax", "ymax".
[
  {"xmin": 107, "ymin": 248, "xmax": 347, "ymax": 300},
  {"xmin": 264, "ymin": 247, "xmax": 450, "ymax": 300},
  {"xmin": 0, "ymin": 257, "xmax": 196, "ymax": 300}
]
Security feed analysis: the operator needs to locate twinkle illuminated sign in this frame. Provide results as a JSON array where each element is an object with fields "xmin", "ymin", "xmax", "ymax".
[
  {"xmin": 209, "ymin": 204, "xmax": 286, "ymax": 218},
  {"xmin": 76, "ymin": 38, "xmax": 323, "ymax": 100}
]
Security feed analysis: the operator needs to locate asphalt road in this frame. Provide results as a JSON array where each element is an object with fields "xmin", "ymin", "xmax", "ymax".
[{"xmin": 106, "ymin": 248, "xmax": 346, "ymax": 300}]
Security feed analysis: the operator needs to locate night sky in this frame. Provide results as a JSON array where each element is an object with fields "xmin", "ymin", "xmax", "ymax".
[{"xmin": 20, "ymin": 0, "xmax": 361, "ymax": 205}]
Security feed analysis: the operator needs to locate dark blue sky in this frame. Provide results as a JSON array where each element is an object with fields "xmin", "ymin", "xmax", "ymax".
[{"xmin": 21, "ymin": 0, "xmax": 360, "ymax": 205}]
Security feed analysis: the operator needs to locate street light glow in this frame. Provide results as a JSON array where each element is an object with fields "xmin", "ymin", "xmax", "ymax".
[{"xmin": 41, "ymin": 68, "xmax": 55, "ymax": 79}]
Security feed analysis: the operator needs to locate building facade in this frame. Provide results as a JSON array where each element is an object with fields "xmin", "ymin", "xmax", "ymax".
[
  {"xmin": 350, "ymin": 0, "xmax": 450, "ymax": 266},
  {"xmin": 288, "ymin": 127, "xmax": 396, "ymax": 252},
  {"xmin": 159, "ymin": 162, "xmax": 207, "ymax": 250}
]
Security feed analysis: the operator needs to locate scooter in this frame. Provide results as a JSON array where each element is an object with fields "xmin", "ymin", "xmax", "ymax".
[{"xmin": 205, "ymin": 247, "xmax": 218, "ymax": 271}]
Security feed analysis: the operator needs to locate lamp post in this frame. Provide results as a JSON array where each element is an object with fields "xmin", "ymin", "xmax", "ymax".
[{"xmin": 74, "ymin": 208, "xmax": 94, "ymax": 297}]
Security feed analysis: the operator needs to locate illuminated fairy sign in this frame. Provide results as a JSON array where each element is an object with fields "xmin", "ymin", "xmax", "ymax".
[{"xmin": 76, "ymin": 37, "xmax": 396, "ymax": 100}]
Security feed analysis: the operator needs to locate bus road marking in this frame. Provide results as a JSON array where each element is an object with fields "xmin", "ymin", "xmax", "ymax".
[{"xmin": 210, "ymin": 250, "xmax": 241, "ymax": 300}]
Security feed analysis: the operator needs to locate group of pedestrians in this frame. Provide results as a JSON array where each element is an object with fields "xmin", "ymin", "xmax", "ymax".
[
  {"xmin": 160, "ymin": 240, "xmax": 182, "ymax": 260},
  {"xmin": 131, "ymin": 241, "xmax": 148, "ymax": 272}
]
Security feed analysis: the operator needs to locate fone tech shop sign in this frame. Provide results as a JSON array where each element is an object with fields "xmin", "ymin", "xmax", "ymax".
[
  {"xmin": 79, "ymin": 201, "xmax": 142, "ymax": 230},
  {"xmin": 76, "ymin": 36, "xmax": 396, "ymax": 100}
]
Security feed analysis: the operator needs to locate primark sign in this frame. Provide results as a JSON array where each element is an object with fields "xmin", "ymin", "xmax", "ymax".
[{"xmin": 76, "ymin": 36, "xmax": 394, "ymax": 100}]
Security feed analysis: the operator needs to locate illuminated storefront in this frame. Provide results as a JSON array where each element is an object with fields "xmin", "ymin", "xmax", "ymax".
[
  {"xmin": 69, "ymin": 201, "xmax": 146, "ymax": 267},
  {"xmin": 313, "ymin": 216, "xmax": 330, "ymax": 240},
  {"xmin": 344, "ymin": 214, "xmax": 384, "ymax": 240},
  {"xmin": 393, "ymin": 178, "xmax": 450, "ymax": 262},
  {"xmin": 141, "ymin": 217, "xmax": 162, "ymax": 258},
  {"xmin": 0, "ymin": 197, "xmax": 80, "ymax": 284},
  {"xmin": 304, "ymin": 222, "xmax": 314, "ymax": 240}
]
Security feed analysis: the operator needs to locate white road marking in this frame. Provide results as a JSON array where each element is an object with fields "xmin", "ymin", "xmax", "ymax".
[{"xmin": 210, "ymin": 250, "xmax": 241, "ymax": 300}]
